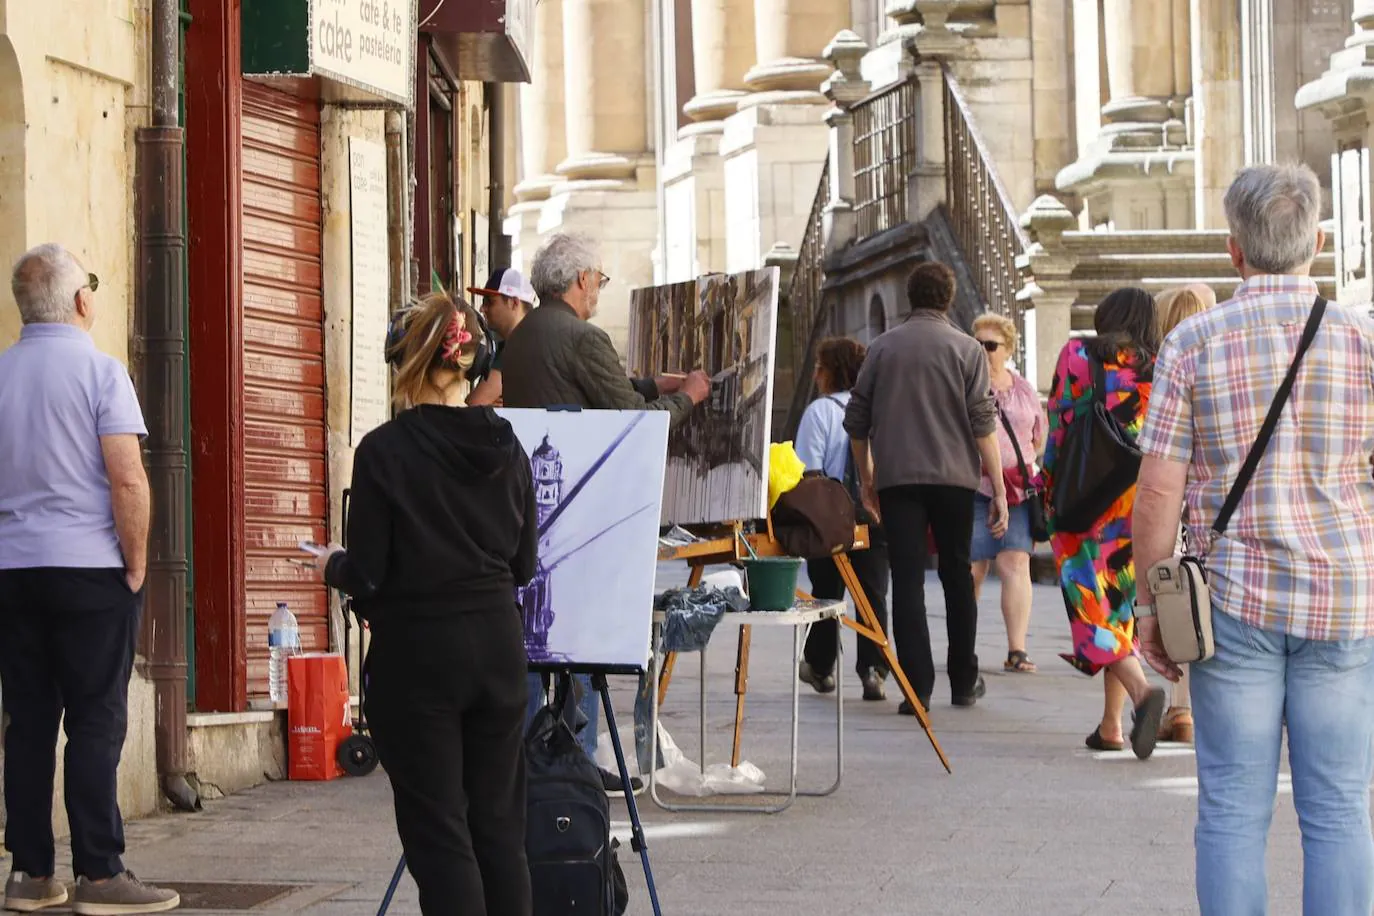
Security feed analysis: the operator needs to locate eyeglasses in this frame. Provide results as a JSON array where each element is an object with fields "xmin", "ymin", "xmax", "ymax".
[
  {"xmin": 86, "ymin": 273, "xmax": 99, "ymax": 293},
  {"xmin": 979, "ymin": 339, "xmax": 1003, "ymax": 352},
  {"xmin": 596, "ymin": 271, "xmax": 611, "ymax": 290}
]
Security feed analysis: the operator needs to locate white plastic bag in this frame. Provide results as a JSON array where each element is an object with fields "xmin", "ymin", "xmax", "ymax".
[
  {"xmin": 650, "ymin": 723, "xmax": 766, "ymax": 796},
  {"xmin": 593, "ymin": 725, "xmax": 642, "ymax": 778}
]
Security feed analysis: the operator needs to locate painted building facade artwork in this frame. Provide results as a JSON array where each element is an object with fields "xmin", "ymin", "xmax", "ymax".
[
  {"xmin": 627, "ymin": 267, "xmax": 780, "ymax": 526},
  {"xmin": 499, "ymin": 409, "xmax": 669, "ymax": 671}
]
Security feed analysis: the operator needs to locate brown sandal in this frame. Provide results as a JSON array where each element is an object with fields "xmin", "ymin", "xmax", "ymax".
[
  {"xmin": 1004, "ymin": 650, "xmax": 1037, "ymax": 673},
  {"xmin": 1157, "ymin": 707, "xmax": 1194, "ymax": 743}
]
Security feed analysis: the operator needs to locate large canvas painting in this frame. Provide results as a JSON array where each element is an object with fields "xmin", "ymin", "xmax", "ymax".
[
  {"xmin": 627, "ymin": 268, "xmax": 780, "ymax": 525},
  {"xmin": 497, "ymin": 408, "xmax": 670, "ymax": 671}
]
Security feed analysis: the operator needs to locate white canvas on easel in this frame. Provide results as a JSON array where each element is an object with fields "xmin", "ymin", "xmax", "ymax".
[{"xmin": 496, "ymin": 408, "xmax": 670, "ymax": 671}]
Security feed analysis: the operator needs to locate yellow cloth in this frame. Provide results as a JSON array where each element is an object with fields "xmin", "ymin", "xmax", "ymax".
[{"xmin": 767, "ymin": 442, "xmax": 806, "ymax": 510}]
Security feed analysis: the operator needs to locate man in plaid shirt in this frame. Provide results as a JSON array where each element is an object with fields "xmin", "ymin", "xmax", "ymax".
[{"xmin": 1134, "ymin": 163, "xmax": 1374, "ymax": 915}]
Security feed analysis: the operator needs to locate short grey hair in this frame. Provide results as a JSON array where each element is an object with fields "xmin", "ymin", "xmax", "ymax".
[
  {"xmin": 530, "ymin": 232, "xmax": 600, "ymax": 300},
  {"xmin": 1223, "ymin": 164, "xmax": 1323, "ymax": 274},
  {"xmin": 11, "ymin": 243, "xmax": 87, "ymax": 324}
]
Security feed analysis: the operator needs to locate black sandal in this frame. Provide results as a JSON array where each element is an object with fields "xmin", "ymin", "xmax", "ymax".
[
  {"xmin": 1130, "ymin": 688, "xmax": 1167, "ymax": 760},
  {"xmin": 1003, "ymin": 650, "xmax": 1037, "ymax": 673},
  {"xmin": 1085, "ymin": 726, "xmax": 1124, "ymax": 752}
]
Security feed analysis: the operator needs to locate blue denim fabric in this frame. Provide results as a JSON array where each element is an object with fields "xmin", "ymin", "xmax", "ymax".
[{"xmin": 1191, "ymin": 608, "xmax": 1374, "ymax": 915}]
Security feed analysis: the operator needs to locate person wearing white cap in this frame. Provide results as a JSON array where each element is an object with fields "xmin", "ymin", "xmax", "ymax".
[{"xmin": 466, "ymin": 267, "xmax": 536, "ymax": 407}]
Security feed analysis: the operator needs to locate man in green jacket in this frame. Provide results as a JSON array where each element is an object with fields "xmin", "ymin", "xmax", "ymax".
[{"xmin": 501, "ymin": 232, "xmax": 710, "ymax": 421}]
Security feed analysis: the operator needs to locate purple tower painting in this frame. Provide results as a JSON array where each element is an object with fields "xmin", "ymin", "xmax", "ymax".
[
  {"xmin": 499, "ymin": 409, "xmax": 670, "ymax": 670},
  {"xmin": 519, "ymin": 435, "xmax": 565, "ymax": 661}
]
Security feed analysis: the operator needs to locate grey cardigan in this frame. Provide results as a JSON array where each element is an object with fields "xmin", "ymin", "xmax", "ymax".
[{"xmin": 843, "ymin": 310, "xmax": 997, "ymax": 493}]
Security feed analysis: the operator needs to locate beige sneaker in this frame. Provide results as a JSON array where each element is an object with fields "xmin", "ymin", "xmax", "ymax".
[
  {"xmin": 4, "ymin": 872, "xmax": 69, "ymax": 912},
  {"xmin": 72, "ymin": 872, "xmax": 179, "ymax": 916}
]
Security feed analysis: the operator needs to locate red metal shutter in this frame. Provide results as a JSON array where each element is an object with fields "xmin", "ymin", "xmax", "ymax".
[{"xmin": 240, "ymin": 83, "xmax": 328, "ymax": 701}]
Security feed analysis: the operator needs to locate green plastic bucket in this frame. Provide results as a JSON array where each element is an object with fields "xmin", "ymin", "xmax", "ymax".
[{"xmin": 743, "ymin": 557, "xmax": 802, "ymax": 611}]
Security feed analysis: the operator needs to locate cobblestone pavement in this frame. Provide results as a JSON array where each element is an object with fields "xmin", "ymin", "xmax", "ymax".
[{"xmin": 4, "ymin": 564, "xmax": 1323, "ymax": 914}]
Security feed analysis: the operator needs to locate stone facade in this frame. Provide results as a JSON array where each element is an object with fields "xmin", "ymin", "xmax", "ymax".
[
  {"xmin": 0, "ymin": 0, "xmax": 147, "ymax": 358},
  {"xmin": 516, "ymin": 0, "xmax": 1359, "ymax": 388},
  {"xmin": 508, "ymin": 0, "xmax": 853, "ymax": 350}
]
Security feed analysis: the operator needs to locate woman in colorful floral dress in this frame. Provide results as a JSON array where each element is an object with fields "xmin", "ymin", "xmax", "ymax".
[{"xmin": 1041, "ymin": 287, "xmax": 1168, "ymax": 760}]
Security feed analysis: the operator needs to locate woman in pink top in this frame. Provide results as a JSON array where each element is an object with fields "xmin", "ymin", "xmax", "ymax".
[{"xmin": 970, "ymin": 314, "xmax": 1047, "ymax": 674}]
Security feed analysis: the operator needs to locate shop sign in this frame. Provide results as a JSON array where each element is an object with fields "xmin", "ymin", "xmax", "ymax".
[
  {"xmin": 504, "ymin": 0, "xmax": 533, "ymax": 74},
  {"xmin": 312, "ymin": 0, "xmax": 415, "ymax": 107}
]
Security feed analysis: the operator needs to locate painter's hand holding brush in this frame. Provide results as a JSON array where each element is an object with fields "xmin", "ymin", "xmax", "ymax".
[{"xmin": 681, "ymin": 369, "xmax": 712, "ymax": 406}]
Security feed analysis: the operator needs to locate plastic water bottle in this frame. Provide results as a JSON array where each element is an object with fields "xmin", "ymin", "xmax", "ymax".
[{"xmin": 268, "ymin": 602, "xmax": 301, "ymax": 704}]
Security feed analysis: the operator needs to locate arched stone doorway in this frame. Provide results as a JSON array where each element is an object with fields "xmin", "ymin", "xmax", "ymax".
[
  {"xmin": 0, "ymin": 31, "xmax": 25, "ymax": 348},
  {"xmin": 867, "ymin": 293, "xmax": 887, "ymax": 343}
]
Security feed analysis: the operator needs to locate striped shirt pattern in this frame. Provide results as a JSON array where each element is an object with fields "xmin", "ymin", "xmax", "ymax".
[{"xmin": 1138, "ymin": 275, "xmax": 1374, "ymax": 641}]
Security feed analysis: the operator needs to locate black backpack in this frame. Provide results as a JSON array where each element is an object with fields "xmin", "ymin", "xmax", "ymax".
[
  {"xmin": 1049, "ymin": 360, "xmax": 1142, "ymax": 533},
  {"xmin": 827, "ymin": 396, "xmax": 880, "ymax": 532},
  {"xmin": 526, "ymin": 675, "xmax": 628, "ymax": 916}
]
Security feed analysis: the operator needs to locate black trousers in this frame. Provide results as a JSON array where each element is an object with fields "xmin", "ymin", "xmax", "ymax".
[
  {"xmin": 365, "ymin": 606, "xmax": 533, "ymax": 916},
  {"xmin": 0, "ymin": 567, "xmax": 140, "ymax": 880},
  {"xmin": 878, "ymin": 485, "xmax": 980, "ymax": 701},
  {"xmin": 803, "ymin": 538, "xmax": 890, "ymax": 679}
]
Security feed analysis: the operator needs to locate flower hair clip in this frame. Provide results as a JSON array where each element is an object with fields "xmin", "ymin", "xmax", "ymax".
[{"xmin": 440, "ymin": 311, "xmax": 473, "ymax": 364}]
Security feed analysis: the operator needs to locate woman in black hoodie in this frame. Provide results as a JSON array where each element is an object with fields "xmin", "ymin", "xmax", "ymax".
[{"xmin": 316, "ymin": 292, "xmax": 537, "ymax": 916}]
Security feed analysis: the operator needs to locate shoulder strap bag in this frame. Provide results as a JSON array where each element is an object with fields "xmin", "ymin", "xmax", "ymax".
[
  {"xmin": 1146, "ymin": 295, "xmax": 1327, "ymax": 664},
  {"xmin": 999, "ymin": 408, "xmax": 1050, "ymax": 542}
]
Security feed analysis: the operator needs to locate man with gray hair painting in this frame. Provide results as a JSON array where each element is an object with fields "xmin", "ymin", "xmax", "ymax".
[
  {"xmin": 502, "ymin": 232, "xmax": 711, "ymax": 793},
  {"xmin": 0, "ymin": 244, "xmax": 180, "ymax": 914},
  {"xmin": 1134, "ymin": 163, "xmax": 1374, "ymax": 914},
  {"xmin": 501, "ymin": 231, "xmax": 710, "ymax": 416}
]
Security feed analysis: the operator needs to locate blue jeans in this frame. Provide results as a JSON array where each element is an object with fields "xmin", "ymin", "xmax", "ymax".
[{"xmin": 1191, "ymin": 608, "xmax": 1374, "ymax": 915}]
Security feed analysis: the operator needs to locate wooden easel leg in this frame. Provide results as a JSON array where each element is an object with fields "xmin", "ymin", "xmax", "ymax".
[
  {"xmin": 731, "ymin": 625, "xmax": 752, "ymax": 767},
  {"xmin": 658, "ymin": 563, "xmax": 706, "ymax": 707},
  {"xmin": 836, "ymin": 553, "xmax": 952, "ymax": 773}
]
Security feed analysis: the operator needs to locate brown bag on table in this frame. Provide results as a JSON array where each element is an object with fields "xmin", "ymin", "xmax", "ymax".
[{"xmin": 771, "ymin": 474, "xmax": 856, "ymax": 559}]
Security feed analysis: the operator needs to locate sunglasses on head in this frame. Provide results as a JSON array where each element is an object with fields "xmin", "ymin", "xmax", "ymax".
[{"xmin": 979, "ymin": 339, "xmax": 1002, "ymax": 352}]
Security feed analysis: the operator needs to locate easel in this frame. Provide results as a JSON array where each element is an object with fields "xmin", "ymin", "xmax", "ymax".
[
  {"xmin": 374, "ymin": 666, "xmax": 664, "ymax": 916},
  {"xmin": 657, "ymin": 521, "xmax": 952, "ymax": 774}
]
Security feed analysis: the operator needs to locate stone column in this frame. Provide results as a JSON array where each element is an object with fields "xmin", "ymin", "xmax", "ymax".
[
  {"xmin": 1190, "ymin": 0, "xmax": 1243, "ymax": 228},
  {"xmin": 1100, "ymin": 0, "xmax": 1185, "ymax": 143},
  {"xmin": 820, "ymin": 31, "xmax": 869, "ymax": 255},
  {"xmin": 512, "ymin": 0, "xmax": 566, "ymax": 203},
  {"xmin": 682, "ymin": 0, "xmax": 757, "ymax": 132},
  {"xmin": 558, "ymin": 0, "xmax": 652, "ymax": 183},
  {"xmin": 742, "ymin": 0, "xmax": 849, "ymax": 105},
  {"xmin": 1296, "ymin": 1, "xmax": 1374, "ymax": 307},
  {"xmin": 1021, "ymin": 195, "xmax": 1080, "ymax": 394},
  {"xmin": 1055, "ymin": 0, "xmax": 1195, "ymax": 229}
]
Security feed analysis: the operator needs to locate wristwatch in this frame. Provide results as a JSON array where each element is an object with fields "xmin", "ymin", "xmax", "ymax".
[{"xmin": 1133, "ymin": 599, "xmax": 1157, "ymax": 619}]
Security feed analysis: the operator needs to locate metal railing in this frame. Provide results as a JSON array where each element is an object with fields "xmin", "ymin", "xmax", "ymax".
[
  {"xmin": 942, "ymin": 66, "xmax": 1032, "ymax": 367},
  {"xmin": 852, "ymin": 79, "xmax": 918, "ymax": 239},
  {"xmin": 781, "ymin": 159, "xmax": 831, "ymax": 437}
]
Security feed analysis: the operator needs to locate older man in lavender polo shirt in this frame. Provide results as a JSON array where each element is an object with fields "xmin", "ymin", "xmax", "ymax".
[{"xmin": 0, "ymin": 244, "xmax": 179, "ymax": 915}]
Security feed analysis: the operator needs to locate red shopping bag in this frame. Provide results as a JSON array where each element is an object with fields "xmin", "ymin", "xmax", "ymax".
[{"xmin": 287, "ymin": 653, "xmax": 351, "ymax": 781}]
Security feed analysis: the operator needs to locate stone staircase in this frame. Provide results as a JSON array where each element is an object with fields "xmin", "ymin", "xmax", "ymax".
[{"xmin": 774, "ymin": 34, "xmax": 1340, "ymax": 408}]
